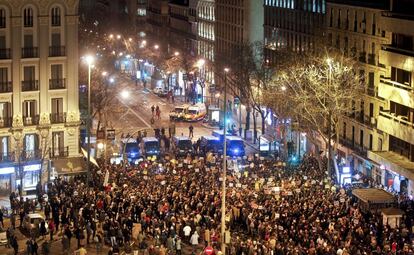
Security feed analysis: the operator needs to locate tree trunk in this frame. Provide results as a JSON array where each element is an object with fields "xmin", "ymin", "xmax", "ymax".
[
  {"xmin": 261, "ymin": 110, "xmax": 266, "ymax": 135},
  {"xmin": 253, "ymin": 110, "xmax": 257, "ymax": 144},
  {"xmin": 244, "ymin": 108, "xmax": 251, "ymax": 139}
]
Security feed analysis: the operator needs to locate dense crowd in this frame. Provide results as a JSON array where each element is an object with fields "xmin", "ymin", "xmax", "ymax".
[{"xmin": 4, "ymin": 152, "xmax": 414, "ymax": 255}]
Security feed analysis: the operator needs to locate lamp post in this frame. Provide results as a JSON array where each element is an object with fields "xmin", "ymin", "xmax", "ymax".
[
  {"xmin": 85, "ymin": 55, "xmax": 94, "ymax": 186},
  {"xmin": 221, "ymin": 67, "xmax": 230, "ymax": 255}
]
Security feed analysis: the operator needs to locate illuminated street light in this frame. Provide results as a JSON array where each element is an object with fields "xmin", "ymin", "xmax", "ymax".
[
  {"xmin": 174, "ymin": 51, "xmax": 180, "ymax": 57},
  {"xmin": 109, "ymin": 78, "xmax": 115, "ymax": 83},
  {"xmin": 102, "ymin": 71, "xmax": 108, "ymax": 77},
  {"xmin": 215, "ymin": 92, "xmax": 221, "ymax": 98},
  {"xmin": 119, "ymin": 52, "xmax": 123, "ymax": 57},
  {"xmin": 128, "ymin": 38, "xmax": 133, "ymax": 42},
  {"xmin": 126, "ymin": 54, "xmax": 131, "ymax": 59},
  {"xmin": 281, "ymin": 85, "xmax": 287, "ymax": 91},
  {"xmin": 120, "ymin": 90, "xmax": 130, "ymax": 99},
  {"xmin": 197, "ymin": 58, "xmax": 205, "ymax": 67},
  {"xmin": 117, "ymin": 34, "xmax": 121, "ymax": 39},
  {"xmin": 224, "ymin": 67, "xmax": 230, "ymax": 73},
  {"xmin": 154, "ymin": 44, "xmax": 159, "ymax": 50},
  {"xmin": 142, "ymin": 40, "xmax": 147, "ymax": 45},
  {"xmin": 109, "ymin": 34, "xmax": 114, "ymax": 39}
]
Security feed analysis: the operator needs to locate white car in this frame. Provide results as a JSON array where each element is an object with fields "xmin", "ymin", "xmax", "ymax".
[
  {"xmin": 153, "ymin": 87, "xmax": 168, "ymax": 97},
  {"xmin": 169, "ymin": 104, "xmax": 190, "ymax": 120},
  {"xmin": 23, "ymin": 213, "xmax": 47, "ymax": 234}
]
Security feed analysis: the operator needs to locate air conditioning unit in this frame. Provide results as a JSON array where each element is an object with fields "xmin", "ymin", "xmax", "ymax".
[{"xmin": 370, "ymin": 117, "xmax": 376, "ymax": 125}]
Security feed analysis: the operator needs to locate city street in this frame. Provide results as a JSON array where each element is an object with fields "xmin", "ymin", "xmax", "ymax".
[{"xmin": 105, "ymin": 73, "xmax": 259, "ymax": 155}]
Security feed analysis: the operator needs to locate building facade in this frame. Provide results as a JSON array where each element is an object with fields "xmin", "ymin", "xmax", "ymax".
[
  {"xmin": 0, "ymin": 0, "xmax": 80, "ymax": 193},
  {"xmin": 147, "ymin": 0, "xmax": 169, "ymax": 38},
  {"xmin": 264, "ymin": 0, "xmax": 326, "ymax": 64},
  {"xmin": 328, "ymin": 0, "xmax": 414, "ymax": 196},
  {"xmin": 368, "ymin": 0, "xmax": 414, "ymax": 196}
]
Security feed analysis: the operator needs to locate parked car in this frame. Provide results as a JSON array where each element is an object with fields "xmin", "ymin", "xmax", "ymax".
[
  {"xmin": 172, "ymin": 136, "xmax": 194, "ymax": 156},
  {"xmin": 169, "ymin": 104, "xmax": 190, "ymax": 120},
  {"xmin": 183, "ymin": 103, "xmax": 207, "ymax": 122},
  {"xmin": 153, "ymin": 87, "xmax": 168, "ymax": 97}
]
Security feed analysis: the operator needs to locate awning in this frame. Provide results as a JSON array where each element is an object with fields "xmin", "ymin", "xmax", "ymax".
[
  {"xmin": 81, "ymin": 148, "xmax": 99, "ymax": 168},
  {"xmin": 52, "ymin": 156, "xmax": 86, "ymax": 175},
  {"xmin": 352, "ymin": 188, "xmax": 396, "ymax": 204},
  {"xmin": 368, "ymin": 151, "xmax": 414, "ymax": 180}
]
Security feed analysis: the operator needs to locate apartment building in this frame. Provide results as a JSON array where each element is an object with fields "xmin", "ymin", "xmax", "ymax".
[
  {"xmin": 125, "ymin": 0, "xmax": 148, "ymax": 32},
  {"xmin": 168, "ymin": 0, "xmax": 197, "ymax": 54},
  {"xmin": 367, "ymin": 1, "xmax": 414, "ymax": 196},
  {"xmin": 0, "ymin": 0, "xmax": 80, "ymax": 193},
  {"xmin": 328, "ymin": 0, "xmax": 414, "ymax": 196},
  {"xmin": 264, "ymin": 0, "xmax": 326, "ymax": 64},
  {"xmin": 147, "ymin": 0, "xmax": 169, "ymax": 38}
]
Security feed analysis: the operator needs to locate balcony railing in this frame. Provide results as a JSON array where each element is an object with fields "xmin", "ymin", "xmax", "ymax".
[
  {"xmin": 0, "ymin": 152, "xmax": 14, "ymax": 162},
  {"xmin": 49, "ymin": 78, "xmax": 66, "ymax": 89},
  {"xmin": 21, "ymin": 149, "xmax": 42, "ymax": 161},
  {"xmin": 21, "ymin": 47, "xmax": 39, "ymax": 58},
  {"xmin": 379, "ymin": 111, "xmax": 414, "ymax": 128},
  {"xmin": 359, "ymin": 52, "xmax": 366, "ymax": 63},
  {"xmin": 380, "ymin": 75, "xmax": 412, "ymax": 92},
  {"xmin": 0, "ymin": 48, "xmax": 11, "ymax": 59},
  {"xmin": 23, "ymin": 115, "xmax": 40, "ymax": 126},
  {"xmin": 21, "ymin": 80, "xmax": 39, "ymax": 91},
  {"xmin": 382, "ymin": 45, "xmax": 414, "ymax": 58},
  {"xmin": 49, "ymin": 46, "xmax": 66, "ymax": 57},
  {"xmin": 49, "ymin": 146, "xmax": 69, "ymax": 158},
  {"xmin": 0, "ymin": 81, "xmax": 12, "ymax": 93},
  {"xmin": 367, "ymin": 86, "xmax": 377, "ymax": 97},
  {"xmin": 50, "ymin": 112, "xmax": 66, "ymax": 124},
  {"xmin": 0, "ymin": 117, "xmax": 13, "ymax": 128},
  {"xmin": 339, "ymin": 137, "xmax": 368, "ymax": 157}
]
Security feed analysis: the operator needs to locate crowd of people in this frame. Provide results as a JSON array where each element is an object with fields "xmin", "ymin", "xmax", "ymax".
[{"xmin": 3, "ymin": 152, "xmax": 414, "ymax": 255}]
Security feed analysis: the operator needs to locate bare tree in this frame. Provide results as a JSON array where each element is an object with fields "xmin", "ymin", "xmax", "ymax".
[
  {"xmin": 264, "ymin": 49, "xmax": 364, "ymax": 172},
  {"xmin": 224, "ymin": 41, "xmax": 274, "ymax": 142}
]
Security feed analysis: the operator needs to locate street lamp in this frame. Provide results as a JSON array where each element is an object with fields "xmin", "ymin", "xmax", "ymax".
[
  {"xmin": 154, "ymin": 44, "xmax": 159, "ymax": 50},
  {"xmin": 120, "ymin": 90, "xmax": 130, "ymax": 99},
  {"xmin": 221, "ymin": 67, "xmax": 230, "ymax": 255},
  {"xmin": 84, "ymin": 55, "xmax": 94, "ymax": 186},
  {"xmin": 101, "ymin": 71, "xmax": 108, "ymax": 77},
  {"xmin": 174, "ymin": 51, "xmax": 180, "ymax": 57},
  {"xmin": 109, "ymin": 77, "xmax": 115, "ymax": 84},
  {"xmin": 117, "ymin": 34, "xmax": 121, "ymax": 40}
]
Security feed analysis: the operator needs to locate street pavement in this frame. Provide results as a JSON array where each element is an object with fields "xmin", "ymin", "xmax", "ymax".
[{"xmin": 108, "ymin": 74, "xmax": 259, "ymax": 155}]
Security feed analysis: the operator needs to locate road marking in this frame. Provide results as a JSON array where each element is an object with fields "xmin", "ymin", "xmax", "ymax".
[{"xmin": 117, "ymin": 97, "xmax": 152, "ymax": 128}]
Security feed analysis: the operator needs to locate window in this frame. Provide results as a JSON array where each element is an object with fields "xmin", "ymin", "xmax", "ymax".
[
  {"xmin": 360, "ymin": 130, "xmax": 364, "ymax": 146},
  {"xmin": 391, "ymin": 67, "xmax": 412, "ymax": 86},
  {"xmin": 343, "ymin": 122, "xmax": 346, "ymax": 138},
  {"xmin": 23, "ymin": 100, "xmax": 36, "ymax": 119},
  {"xmin": 52, "ymin": 131, "xmax": 64, "ymax": 156},
  {"xmin": 369, "ymin": 134, "xmax": 373, "ymax": 150},
  {"xmin": 23, "ymin": 7, "xmax": 33, "ymax": 27},
  {"xmin": 51, "ymin": 7, "xmax": 61, "ymax": 26},
  {"xmin": 0, "ymin": 8, "xmax": 5, "ymax": 28},
  {"xmin": 0, "ymin": 136, "xmax": 8, "ymax": 156}
]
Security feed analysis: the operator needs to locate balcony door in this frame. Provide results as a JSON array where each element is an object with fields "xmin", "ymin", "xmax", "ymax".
[
  {"xmin": 51, "ymin": 33, "xmax": 61, "ymax": 47},
  {"xmin": 52, "ymin": 131, "xmax": 64, "ymax": 156},
  {"xmin": 23, "ymin": 100, "xmax": 36, "ymax": 125},
  {"xmin": 0, "ymin": 136, "xmax": 8, "ymax": 157},
  {"xmin": 23, "ymin": 134, "xmax": 39, "ymax": 154},
  {"xmin": 24, "ymin": 66, "xmax": 35, "ymax": 81},
  {"xmin": 51, "ymin": 98, "xmax": 63, "ymax": 122},
  {"xmin": 23, "ymin": 34, "xmax": 33, "ymax": 48},
  {"xmin": 0, "ymin": 102, "xmax": 11, "ymax": 126}
]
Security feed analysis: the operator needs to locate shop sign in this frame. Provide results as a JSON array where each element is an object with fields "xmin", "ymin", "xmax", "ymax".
[
  {"xmin": 0, "ymin": 167, "xmax": 15, "ymax": 174},
  {"xmin": 23, "ymin": 164, "xmax": 41, "ymax": 172}
]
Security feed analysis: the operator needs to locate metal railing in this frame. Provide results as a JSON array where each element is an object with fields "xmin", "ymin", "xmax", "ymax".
[
  {"xmin": 23, "ymin": 115, "xmax": 40, "ymax": 126},
  {"xmin": 21, "ymin": 47, "xmax": 39, "ymax": 58},
  {"xmin": 379, "ymin": 111, "xmax": 414, "ymax": 128},
  {"xmin": 339, "ymin": 137, "xmax": 368, "ymax": 157},
  {"xmin": 49, "ymin": 78, "xmax": 66, "ymax": 89},
  {"xmin": 21, "ymin": 80, "xmax": 39, "ymax": 91},
  {"xmin": 0, "ymin": 48, "xmax": 11, "ymax": 59},
  {"xmin": 0, "ymin": 152, "xmax": 14, "ymax": 162},
  {"xmin": 49, "ymin": 46, "xmax": 66, "ymax": 57},
  {"xmin": 50, "ymin": 112, "xmax": 66, "ymax": 124},
  {"xmin": 0, "ymin": 81, "xmax": 12, "ymax": 93},
  {"xmin": 49, "ymin": 146, "xmax": 69, "ymax": 158},
  {"xmin": 380, "ymin": 75, "xmax": 412, "ymax": 92},
  {"xmin": 382, "ymin": 45, "xmax": 414, "ymax": 58},
  {"xmin": 21, "ymin": 149, "xmax": 42, "ymax": 161},
  {"xmin": 0, "ymin": 117, "xmax": 12, "ymax": 128}
]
